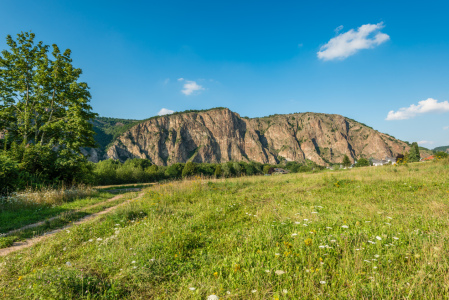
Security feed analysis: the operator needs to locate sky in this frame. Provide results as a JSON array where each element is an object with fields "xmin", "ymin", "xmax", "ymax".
[{"xmin": 1, "ymin": 0, "xmax": 449, "ymax": 148}]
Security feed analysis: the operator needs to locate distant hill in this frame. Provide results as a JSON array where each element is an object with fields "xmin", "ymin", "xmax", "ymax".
[
  {"xmin": 418, "ymin": 146, "xmax": 434, "ymax": 158},
  {"xmin": 433, "ymin": 145, "xmax": 449, "ymax": 153},
  {"xmin": 92, "ymin": 117, "xmax": 142, "ymax": 150},
  {"xmin": 85, "ymin": 108, "xmax": 410, "ymax": 166}
]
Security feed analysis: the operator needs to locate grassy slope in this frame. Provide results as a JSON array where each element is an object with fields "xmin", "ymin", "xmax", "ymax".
[{"xmin": 1, "ymin": 160, "xmax": 449, "ymax": 299}]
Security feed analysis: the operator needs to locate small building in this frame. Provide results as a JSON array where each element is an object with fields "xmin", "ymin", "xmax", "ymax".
[{"xmin": 273, "ymin": 168, "xmax": 289, "ymax": 174}]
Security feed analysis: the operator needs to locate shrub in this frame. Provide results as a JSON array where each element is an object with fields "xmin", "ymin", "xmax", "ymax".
[
  {"xmin": 0, "ymin": 152, "xmax": 20, "ymax": 195},
  {"xmin": 214, "ymin": 165, "xmax": 223, "ymax": 177},
  {"xmin": 354, "ymin": 158, "xmax": 370, "ymax": 167},
  {"xmin": 233, "ymin": 162, "xmax": 242, "ymax": 176},
  {"xmin": 182, "ymin": 162, "xmax": 197, "ymax": 177},
  {"xmin": 165, "ymin": 163, "xmax": 184, "ymax": 178}
]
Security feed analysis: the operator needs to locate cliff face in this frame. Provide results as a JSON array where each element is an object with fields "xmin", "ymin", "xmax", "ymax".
[{"xmin": 103, "ymin": 108, "xmax": 409, "ymax": 166}]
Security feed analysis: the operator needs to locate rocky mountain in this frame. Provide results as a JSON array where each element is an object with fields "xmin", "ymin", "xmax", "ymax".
[{"xmin": 86, "ymin": 108, "xmax": 409, "ymax": 166}]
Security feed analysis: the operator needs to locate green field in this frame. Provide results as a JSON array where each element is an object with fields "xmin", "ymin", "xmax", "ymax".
[{"xmin": 1, "ymin": 159, "xmax": 449, "ymax": 299}]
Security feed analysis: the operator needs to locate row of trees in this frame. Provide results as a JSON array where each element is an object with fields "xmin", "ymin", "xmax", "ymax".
[{"xmin": 92, "ymin": 159, "xmax": 324, "ymax": 185}]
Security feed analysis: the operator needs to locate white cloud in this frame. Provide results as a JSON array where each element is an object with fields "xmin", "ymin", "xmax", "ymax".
[
  {"xmin": 418, "ymin": 141, "xmax": 434, "ymax": 145},
  {"xmin": 334, "ymin": 25, "xmax": 344, "ymax": 33},
  {"xmin": 317, "ymin": 22, "xmax": 390, "ymax": 61},
  {"xmin": 181, "ymin": 80, "xmax": 205, "ymax": 96},
  {"xmin": 386, "ymin": 98, "xmax": 449, "ymax": 120},
  {"xmin": 443, "ymin": 126, "xmax": 449, "ymax": 130},
  {"xmin": 157, "ymin": 108, "xmax": 175, "ymax": 116},
  {"xmin": 163, "ymin": 78, "xmax": 170, "ymax": 85},
  {"xmin": 177, "ymin": 78, "xmax": 184, "ymax": 81}
]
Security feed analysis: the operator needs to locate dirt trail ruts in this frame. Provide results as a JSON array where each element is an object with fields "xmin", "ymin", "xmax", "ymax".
[
  {"xmin": 4, "ymin": 189, "xmax": 140, "ymax": 236},
  {"xmin": 0, "ymin": 191, "xmax": 145, "ymax": 257}
]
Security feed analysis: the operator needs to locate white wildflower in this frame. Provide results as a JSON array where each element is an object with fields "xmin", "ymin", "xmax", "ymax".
[
  {"xmin": 275, "ymin": 270, "xmax": 286, "ymax": 275},
  {"xmin": 189, "ymin": 287, "xmax": 196, "ymax": 291},
  {"xmin": 376, "ymin": 236, "xmax": 382, "ymax": 240},
  {"xmin": 320, "ymin": 281, "xmax": 326, "ymax": 284},
  {"xmin": 342, "ymin": 225, "xmax": 349, "ymax": 228},
  {"xmin": 207, "ymin": 295, "xmax": 219, "ymax": 300}
]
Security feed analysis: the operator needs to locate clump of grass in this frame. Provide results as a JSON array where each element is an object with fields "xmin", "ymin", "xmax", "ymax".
[{"xmin": 0, "ymin": 185, "xmax": 95, "ymax": 211}]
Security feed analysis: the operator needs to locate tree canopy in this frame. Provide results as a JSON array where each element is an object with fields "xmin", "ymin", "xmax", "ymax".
[
  {"xmin": 0, "ymin": 31, "xmax": 97, "ymax": 152},
  {"xmin": 342, "ymin": 154, "xmax": 351, "ymax": 167},
  {"xmin": 408, "ymin": 142, "xmax": 420, "ymax": 162}
]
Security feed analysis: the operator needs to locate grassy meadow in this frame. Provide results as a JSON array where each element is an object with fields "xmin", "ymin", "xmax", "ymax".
[{"xmin": 1, "ymin": 159, "xmax": 449, "ymax": 299}]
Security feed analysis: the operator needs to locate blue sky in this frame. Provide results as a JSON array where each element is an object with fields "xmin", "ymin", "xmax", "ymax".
[{"xmin": 1, "ymin": 0, "xmax": 449, "ymax": 148}]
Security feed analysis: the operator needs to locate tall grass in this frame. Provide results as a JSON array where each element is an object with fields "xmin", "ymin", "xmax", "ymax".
[
  {"xmin": 0, "ymin": 185, "xmax": 95, "ymax": 211},
  {"xmin": 1, "ymin": 158, "xmax": 448, "ymax": 299}
]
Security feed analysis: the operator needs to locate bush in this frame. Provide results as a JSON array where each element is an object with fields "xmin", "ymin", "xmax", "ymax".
[
  {"xmin": 243, "ymin": 162, "xmax": 255, "ymax": 176},
  {"xmin": 354, "ymin": 158, "xmax": 370, "ymax": 167},
  {"xmin": 233, "ymin": 162, "xmax": 242, "ymax": 176},
  {"xmin": 0, "ymin": 152, "xmax": 20, "ymax": 195},
  {"xmin": 182, "ymin": 162, "xmax": 197, "ymax": 178},
  {"xmin": 165, "ymin": 163, "xmax": 184, "ymax": 179},
  {"xmin": 263, "ymin": 165, "xmax": 274, "ymax": 174},
  {"xmin": 214, "ymin": 165, "xmax": 223, "ymax": 177},
  {"xmin": 435, "ymin": 151, "xmax": 449, "ymax": 159},
  {"xmin": 197, "ymin": 163, "xmax": 216, "ymax": 176},
  {"xmin": 93, "ymin": 159, "xmax": 120, "ymax": 185}
]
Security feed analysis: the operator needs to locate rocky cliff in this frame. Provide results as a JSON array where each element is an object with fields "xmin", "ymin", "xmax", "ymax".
[{"xmin": 96, "ymin": 108, "xmax": 409, "ymax": 166}]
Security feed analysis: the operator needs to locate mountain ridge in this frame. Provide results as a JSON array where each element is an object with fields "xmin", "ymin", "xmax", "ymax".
[{"xmin": 86, "ymin": 108, "xmax": 410, "ymax": 166}]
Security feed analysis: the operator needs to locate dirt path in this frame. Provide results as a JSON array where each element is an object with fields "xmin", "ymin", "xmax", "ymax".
[
  {"xmin": 0, "ymin": 191, "xmax": 145, "ymax": 257},
  {"xmin": 4, "ymin": 190, "xmax": 140, "ymax": 237}
]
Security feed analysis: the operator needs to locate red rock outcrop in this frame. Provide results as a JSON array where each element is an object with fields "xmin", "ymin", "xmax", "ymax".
[{"xmin": 105, "ymin": 108, "xmax": 409, "ymax": 166}]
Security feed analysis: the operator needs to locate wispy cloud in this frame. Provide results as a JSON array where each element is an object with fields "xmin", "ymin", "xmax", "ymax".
[
  {"xmin": 177, "ymin": 78, "xmax": 184, "ymax": 81},
  {"xmin": 181, "ymin": 80, "xmax": 205, "ymax": 96},
  {"xmin": 157, "ymin": 108, "xmax": 175, "ymax": 116},
  {"xmin": 317, "ymin": 22, "xmax": 390, "ymax": 61},
  {"xmin": 386, "ymin": 98, "xmax": 449, "ymax": 120},
  {"xmin": 418, "ymin": 140, "xmax": 434, "ymax": 145},
  {"xmin": 334, "ymin": 25, "xmax": 344, "ymax": 34},
  {"xmin": 443, "ymin": 126, "xmax": 449, "ymax": 130}
]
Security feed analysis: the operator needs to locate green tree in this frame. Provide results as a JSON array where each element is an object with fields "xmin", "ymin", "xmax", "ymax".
[
  {"xmin": 0, "ymin": 152, "xmax": 20, "ymax": 194},
  {"xmin": 214, "ymin": 164, "xmax": 222, "ymax": 177},
  {"xmin": 342, "ymin": 155, "xmax": 351, "ymax": 167},
  {"xmin": 434, "ymin": 151, "xmax": 448, "ymax": 159},
  {"xmin": 354, "ymin": 158, "xmax": 370, "ymax": 167},
  {"xmin": 182, "ymin": 162, "xmax": 197, "ymax": 177},
  {"xmin": 0, "ymin": 32, "xmax": 97, "ymax": 152},
  {"xmin": 408, "ymin": 142, "xmax": 420, "ymax": 162},
  {"xmin": 165, "ymin": 163, "xmax": 184, "ymax": 178},
  {"xmin": 263, "ymin": 165, "xmax": 274, "ymax": 174}
]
